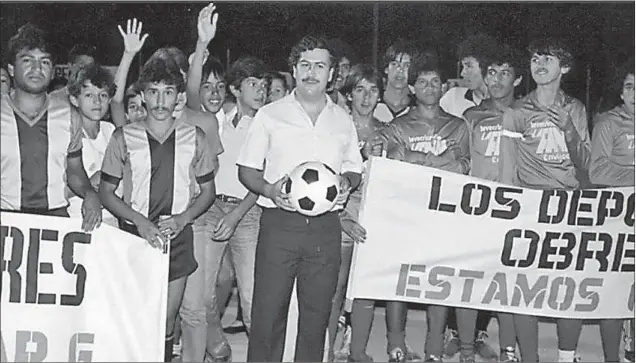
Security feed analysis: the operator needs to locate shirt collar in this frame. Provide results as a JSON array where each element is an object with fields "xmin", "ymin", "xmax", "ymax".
[{"xmin": 287, "ymin": 88, "xmax": 337, "ymax": 111}]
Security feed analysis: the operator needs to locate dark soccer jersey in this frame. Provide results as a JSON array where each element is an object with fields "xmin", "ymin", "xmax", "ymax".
[
  {"xmin": 463, "ymin": 99, "xmax": 507, "ymax": 182},
  {"xmin": 371, "ymin": 108, "xmax": 470, "ymax": 174},
  {"xmin": 101, "ymin": 119, "xmax": 216, "ymax": 222},
  {"xmin": 590, "ymin": 105, "xmax": 635, "ymax": 187},
  {"xmin": 500, "ymin": 90, "xmax": 591, "ymax": 190},
  {"xmin": 1, "ymin": 94, "xmax": 83, "ymax": 211}
]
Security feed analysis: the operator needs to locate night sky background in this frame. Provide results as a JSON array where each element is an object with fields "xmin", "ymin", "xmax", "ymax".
[{"xmin": 1, "ymin": 2, "xmax": 634, "ymax": 112}]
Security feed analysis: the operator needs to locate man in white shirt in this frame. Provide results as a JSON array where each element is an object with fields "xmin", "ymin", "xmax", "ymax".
[{"xmin": 237, "ymin": 35, "xmax": 363, "ymax": 362}]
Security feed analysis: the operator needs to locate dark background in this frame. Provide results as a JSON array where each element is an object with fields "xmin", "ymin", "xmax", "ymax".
[{"xmin": 1, "ymin": 2, "xmax": 634, "ymax": 112}]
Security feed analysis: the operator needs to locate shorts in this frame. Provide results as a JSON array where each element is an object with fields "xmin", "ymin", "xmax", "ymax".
[{"xmin": 120, "ymin": 220, "xmax": 198, "ymax": 282}]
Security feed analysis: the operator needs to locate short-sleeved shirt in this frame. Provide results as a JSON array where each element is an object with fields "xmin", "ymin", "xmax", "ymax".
[
  {"xmin": 440, "ymin": 86, "xmax": 484, "ymax": 119},
  {"xmin": 236, "ymin": 90, "xmax": 363, "ymax": 209},
  {"xmin": 368, "ymin": 107, "xmax": 470, "ymax": 175},
  {"xmin": 1, "ymin": 93, "xmax": 83, "ymax": 211},
  {"xmin": 501, "ymin": 89, "xmax": 591, "ymax": 190},
  {"xmin": 216, "ymin": 112, "xmax": 254, "ymax": 199},
  {"xmin": 179, "ymin": 106, "xmax": 224, "ymax": 157},
  {"xmin": 101, "ymin": 118, "xmax": 216, "ymax": 222},
  {"xmin": 463, "ymin": 99, "xmax": 508, "ymax": 182},
  {"xmin": 68, "ymin": 121, "xmax": 118, "ymax": 220},
  {"xmin": 589, "ymin": 105, "xmax": 635, "ymax": 187}
]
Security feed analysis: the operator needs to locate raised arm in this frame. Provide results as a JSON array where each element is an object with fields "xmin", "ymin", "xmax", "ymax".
[
  {"xmin": 111, "ymin": 18, "xmax": 149, "ymax": 126},
  {"xmin": 187, "ymin": 3, "xmax": 219, "ymax": 111}
]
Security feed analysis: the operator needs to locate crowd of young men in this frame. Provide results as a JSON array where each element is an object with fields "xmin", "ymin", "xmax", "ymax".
[{"xmin": 1, "ymin": 2, "xmax": 634, "ymax": 363}]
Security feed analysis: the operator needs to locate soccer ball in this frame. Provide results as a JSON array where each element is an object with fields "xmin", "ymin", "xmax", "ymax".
[{"xmin": 285, "ymin": 161, "xmax": 340, "ymax": 217}]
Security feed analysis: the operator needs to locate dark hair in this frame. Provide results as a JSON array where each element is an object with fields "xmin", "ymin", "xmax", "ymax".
[
  {"xmin": 7, "ymin": 23, "xmax": 51, "ymax": 66},
  {"xmin": 481, "ymin": 43, "xmax": 524, "ymax": 79},
  {"xmin": 147, "ymin": 47, "xmax": 189, "ymax": 73},
  {"xmin": 328, "ymin": 38, "xmax": 358, "ymax": 65},
  {"xmin": 138, "ymin": 56, "xmax": 185, "ymax": 93},
  {"xmin": 341, "ymin": 63, "xmax": 384, "ymax": 97},
  {"xmin": 226, "ymin": 56, "xmax": 267, "ymax": 92},
  {"xmin": 597, "ymin": 57, "xmax": 635, "ymax": 114},
  {"xmin": 382, "ymin": 38, "xmax": 421, "ymax": 70},
  {"xmin": 123, "ymin": 83, "xmax": 144, "ymax": 110},
  {"xmin": 457, "ymin": 33, "xmax": 500, "ymax": 70},
  {"xmin": 68, "ymin": 43, "xmax": 97, "ymax": 65},
  {"xmin": 409, "ymin": 53, "xmax": 445, "ymax": 85},
  {"xmin": 288, "ymin": 35, "xmax": 336, "ymax": 71},
  {"xmin": 201, "ymin": 56, "xmax": 225, "ymax": 85},
  {"xmin": 527, "ymin": 37, "xmax": 574, "ymax": 69},
  {"xmin": 68, "ymin": 63, "xmax": 116, "ymax": 97},
  {"xmin": 265, "ymin": 71, "xmax": 290, "ymax": 91}
]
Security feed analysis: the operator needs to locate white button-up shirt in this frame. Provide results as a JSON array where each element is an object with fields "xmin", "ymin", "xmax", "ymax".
[
  {"xmin": 237, "ymin": 90, "xmax": 363, "ymax": 209},
  {"xmin": 216, "ymin": 110, "xmax": 252, "ymax": 198}
]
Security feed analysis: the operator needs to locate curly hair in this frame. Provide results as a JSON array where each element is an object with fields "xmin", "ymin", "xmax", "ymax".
[
  {"xmin": 68, "ymin": 63, "xmax": 116, "ymax": 98},
  {"xmin": 7, "ymin": 23, "xmax": 51, "ymax": 66},
  {"xmin": 457, "ymin": 33, "xmax": 500, "ymax": 70},
  {"xmin": 527, "ymin": 37, "xmax": 574, "ymax": 69},
  {"xmin": 341, "ymin": 63, "xmax": 384, "ymax": 97},
  {"xmin": 147, "ymin": 47, "xmax": 189, "ymax": 74},
  {"xmin": 265, "ymin": 71, "xmax": 290, "ymax": 92},
  {"xmin": 138, "ymin": 56, "xmax": 185, "ymax": 93},
  {"xmin": 288, "ymin": 35, "xmax": 336, "ymax": 71},
  {"xmin": 481, "ymin": 43, "xmax": 525, "ymax": 79},
  {"xmin": 409, "ymin": 52, "xmax": 445, "ymax": 85},
  {"xmin": 597, "ymin": 57, "xmax": 635, "ymax": 114}
]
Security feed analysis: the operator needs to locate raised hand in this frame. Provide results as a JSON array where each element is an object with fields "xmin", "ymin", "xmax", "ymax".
[
  {"xmin": 197, "ymin": 3, "xmax": 219, "ymax": 44},
  {"xmin": 117, "ymin": 18, "xmax": 149, "ymax": 55}
]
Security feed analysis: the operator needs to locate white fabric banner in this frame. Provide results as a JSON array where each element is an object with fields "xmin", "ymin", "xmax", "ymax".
[
  {"xmin": 1, "ymin": 212, "xmax": 169, "ymax": 362},
  {"xmin": 348, "ymin": 157, "xmax": 635, "ymax": 319}
]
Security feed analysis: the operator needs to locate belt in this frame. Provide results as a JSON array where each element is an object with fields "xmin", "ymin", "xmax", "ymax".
[{"xmin": 216, "ymin": 194, "xmax": 242, "ymax": 204}]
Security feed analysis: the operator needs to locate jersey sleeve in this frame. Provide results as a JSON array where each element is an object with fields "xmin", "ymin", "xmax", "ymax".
[
  {"xmin": 67, "ymin": 107, "xmax": 84, "ymax": 158},
  {"xmin": 100, "ymin": 127, "xmax": 127, "ymax": 184},
  {"xmin": 236, "ymin": 110, "xmax": 270, "ymax": 170},
  {"xmin": 193, "ymin": 127, "xmax": 217, "ymax": 184},
  {"xmin": 589, "ymin": 118, "xmax": 635, "ymax": 186}
]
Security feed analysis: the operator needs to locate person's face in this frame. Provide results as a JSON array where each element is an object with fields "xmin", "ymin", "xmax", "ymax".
[
  {"xmin": 69, "ymin": 81, "xmax": 111, "ymax": 121},
  {"xmin": 349, "ymin": 78, "xmax": 381, "ymax": 117},
  {"xmin": 9, "ymin": 47, "xmax": 53, "ymax": 94},
  {"xmin": 385, "ymin": 53, "xmax": 411, "ymax": 90},
  {"xmin": 126, "ymin": 94, "xmax": 146, "ymax": 123},
  {"xmin": 460, "ymin": 56, "xmax": 485, "ymax": 91},
  {"xmin": 232, "ymin": 77, "xmax": 267, "ymax": 112},
  {"xmin": 485, "ymin": 63, "xmax": 521, "ymax": 100},
  {"xmin": 335, "ymin": 57, "xmax": 351, "ymax": 91},
  {"xmin": 413, "ymin": 71, "xmax": 443, "ymax": 106},
  {"xmin": 200, "ymin": 72, "xmax": 226, "ymax": 113},
  {"xmin": 69, "ymin": 55, "xmax": 95, "ymax": 80},
  {"xmin": 293, "ymin": 48, "xmax": 334, "ymax": 98},
  {"xmin": 622, "ymin": 73, "xmax": 635, "ymax": 115},
  {"xmin": 143, "ymin": 82, "xmax": 180, "ymax": 121},
  {"xmin": 268, "ymin": 78, "xmax": 288, "ymax": 103},
  {"xmin": 530, "ymin": 53, "xmax": 569, "ymax": 86},
  {"xmin": 0, "ymin": 68, "xmax": 10, "ymax": 95}
]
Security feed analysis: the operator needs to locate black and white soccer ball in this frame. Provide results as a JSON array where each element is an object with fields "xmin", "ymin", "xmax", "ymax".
[{"xmin": 285, "ymin": 161, "xmax": 340, "ymax": 217}]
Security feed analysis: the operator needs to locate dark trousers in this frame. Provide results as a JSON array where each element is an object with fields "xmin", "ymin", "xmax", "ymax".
[{"xmin": 247, "ymin": 208, "xmax": 341, "ymax": 362}]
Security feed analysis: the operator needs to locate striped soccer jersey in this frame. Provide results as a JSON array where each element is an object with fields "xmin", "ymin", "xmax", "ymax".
[
  {"xmin": 100, "ymin": 118, "xmax": 216, "ymax": 222},
  {"xmin": 1, "ymin": 93, "xmax": 83, "ymax": 211},
  {"xmin": 500, "ymin": 89, "xmax": 590, "ymax": 190},
  {"xmin": 590, "ymin": 105, "xmax": 635, "ymax": 187}
]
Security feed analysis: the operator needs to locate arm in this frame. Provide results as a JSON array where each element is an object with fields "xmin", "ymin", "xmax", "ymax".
[
  {"xmin": 563, "ymin": 103, "xmax": 592, "ymax": 175},
  {"xmin": 187, "ymin": 4, "xmax": 219, "ymax": 111},
  {"xmin": 589, "ymin": 119, "xmax": 635, "ymax": 186}
]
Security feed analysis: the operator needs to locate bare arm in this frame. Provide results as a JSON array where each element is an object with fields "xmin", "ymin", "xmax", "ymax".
[{"xmin": 187, "ymin": 4, "xmax": 219, "ymax": 111}]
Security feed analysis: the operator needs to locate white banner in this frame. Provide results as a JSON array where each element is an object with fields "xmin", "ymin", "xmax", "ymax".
[
  {"xmin": 1, "ymin": 212, "xmax": 169, "ymax": 362},
  {"xmin": 348, "ymin": 157, "xmax": 635, "ymax": 319}
]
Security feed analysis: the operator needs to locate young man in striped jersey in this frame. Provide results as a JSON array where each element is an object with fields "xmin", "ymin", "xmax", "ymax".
[
  {"xmin": 99, "ymin": 56, "xmax": 218, "ymax": 362},
  {"xmin": 590, "ymin": 60, "xmax": 634, "ymax": 363},
  {"xmin": 462, "ymin": 44, "xmax": 524, "ymax": 363},
  {"xmin": 500, "ymin": 38, "xmax": 591, "ymax": 363},
  {"xmin": 1, "ymin": 23, "xmax": 101, "ymax": 231}
]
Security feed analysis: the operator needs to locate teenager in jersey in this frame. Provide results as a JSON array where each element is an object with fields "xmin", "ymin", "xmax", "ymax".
[
  {"xmin": 1, "ymin": 23, "xmax": 101, "ymax": 231},
  {"xmin": 499, "ymin": 38, "xmax": 591, "ymax": 363},
  {"xmin": 590, "ymin": 60, "xmax": 635, "ymax": 363}
]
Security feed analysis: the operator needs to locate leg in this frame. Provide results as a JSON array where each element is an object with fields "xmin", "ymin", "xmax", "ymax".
[
  {"xmin": 216, "ymin": 249, "xmax": 236, "ymax": 317},
  {"xmin": 349, "ymin": 299, "xmax": 376, "ymax": 361},
  {"xmin": 600, "ymin": 319, "xmax": 622, "ymax": 362},
  {"xmin": 294, "ymin": 212, "xmax": 341, "ymax": 362},
  {"xmin": 513, "ymin": 314, "xmax": 539, "ymax": 362},
  {"xmin": 425, "ymin": 305, "xmax": 448, "ymax": 360},
  {"xmin": 247, "ymin": 210, "xmax": 299, "ymax": 362},
  {"xmin": 556, "ymin": 318, "xmax": 583, "ymax": 362},
  {"xmin": 385, "ymin": 301, "xmax": 408, "ymax": 357},
  {"xmin": 497, "ymin": 312, "xmax": 518, "ymax": 361},
  {"xmin": 455, "ymin": 307, "xmax": 478, "ymax": 360},
  {"xmin": 444, "ymin": 308, "xmax": 461, "ymax": 358},
  {"xmin": 627, "ymin": 319, "xmax": 635, "ymax": 362},
  {"xmin": 328, "ymin": 240, "xmax": 355, "ymax": 359},
  {"xmin": 228, "ymin": 204, "xmax": 261, "ymax": 334},
  {"xmin": 166, "ymin": 276, "xmax": 188, "ymax": 362},
  {"xmin": 474, "ymin": 310, "xmax": 498, "ymax": 360}
]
